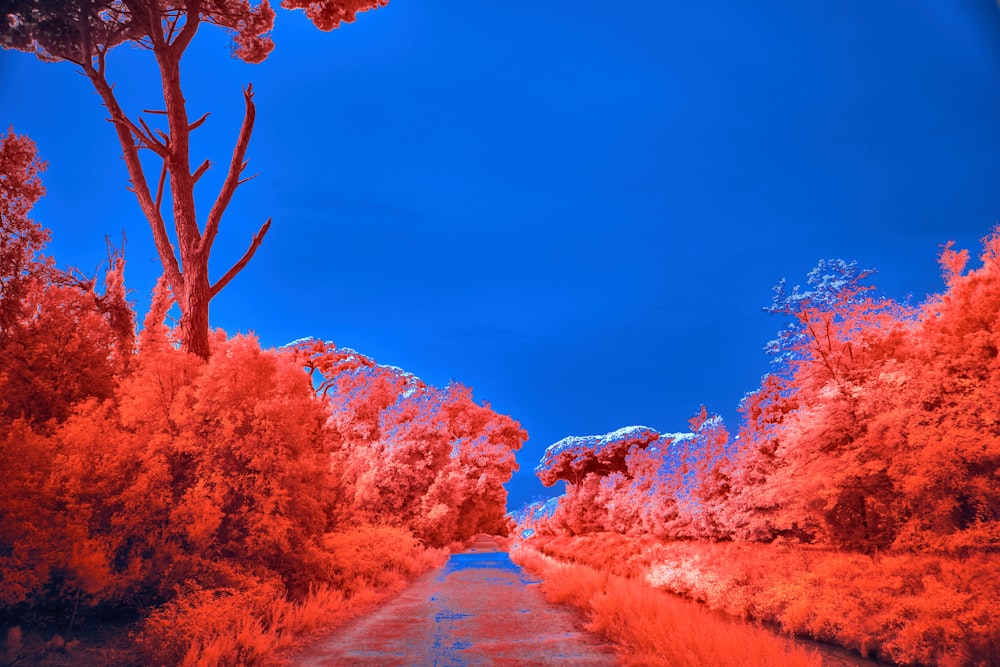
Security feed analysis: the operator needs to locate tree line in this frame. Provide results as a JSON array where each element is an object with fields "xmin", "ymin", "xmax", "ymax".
[{"xmin": 526, "ymin": 246, "xmax": 1000, "ymax": 555}]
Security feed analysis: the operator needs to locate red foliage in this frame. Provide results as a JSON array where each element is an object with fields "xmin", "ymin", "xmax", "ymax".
[
  {"xmin": 0, "ymin": 136, "xmax": 131, "ymax": 425},
  {"xmin": 293, "ymin": 340, "xmax": 527, "ymax": 546},
  {"xmin": 280, "ymin": 0, "xmax": 389, "ymax": 32},
  {"xmin": 0, "ymin": 128, "xmax": 47, "ymax": 336},
  {"xmin": 530, "ymin": 228, "xmax": 1000, "ymax": 558},
  {"xmin": 1, "ymin": 274, "xmax": 524, "ymax": 661},
  {"xmin": 536, "ymin": 426, "xmax": 660, "ymax": 487}
]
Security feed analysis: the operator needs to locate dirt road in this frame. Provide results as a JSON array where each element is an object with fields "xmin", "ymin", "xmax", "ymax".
[{"xmin": 289, "ymin": 535, "xmax": 618, "ymax": 666}]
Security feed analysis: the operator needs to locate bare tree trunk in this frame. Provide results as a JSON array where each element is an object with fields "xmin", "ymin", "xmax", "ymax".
[
  {"xmin": 180, "ymin": 266, "xmax": 212, "ymax": 358},
  {"xmin": 80, "ymin": 8, "xmax": 269, "ymax": 359}
]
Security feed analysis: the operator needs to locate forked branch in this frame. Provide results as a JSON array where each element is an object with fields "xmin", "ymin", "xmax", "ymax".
[{"xmin": 137, "ymin": 116, "xmax": 169, "ymax": 153}]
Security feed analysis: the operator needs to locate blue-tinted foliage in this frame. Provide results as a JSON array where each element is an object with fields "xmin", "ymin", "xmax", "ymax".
[{"xmin": 764, "ymin": 259, "xmax": 878, "ymax": 371}]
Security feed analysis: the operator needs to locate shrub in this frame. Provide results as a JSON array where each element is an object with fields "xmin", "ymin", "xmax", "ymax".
[
  {"xmin": 139, "ymin": 578, "xmax": 286, "ymax": 667},
  {"xmin": 324, "ymin": 524, "xmax": 447, "ymax": 595}
]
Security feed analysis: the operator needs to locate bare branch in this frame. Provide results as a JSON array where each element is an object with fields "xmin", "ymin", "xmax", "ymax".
[
  {"xmin": 189, "ymin": 112, "xmax": 210, "ymax": 131},
  {"xmin": 154, "ymin": 161, "xmax": 168, "ymax": 213},
  {"xmin": 210, "ymin": 218, "xmax": 271, "ymax": 299},
  {"xmin": 143, "ymin": 109, "xmax": 169, "ymax": 115},
  {"xmin": 81, "ymin": 63, "xmax": 183, "ymax": 295},
  {"xmin": 201, "ymin": 84, "xmax": 256, "ymax": 257},
  {"xmin": 101, "ymin": 113, "xmax": 165, "ymax": 157},
  {"xmin": 192, "ymin": 159, "xmax": 211, "ymax": 182},
  {"xmin": 136, "ymin": 116, "xmax": 169, "ymax": 155},
  {"xmin": 165, "ymin": 12, "xmax": 179, "ymax": 44}
]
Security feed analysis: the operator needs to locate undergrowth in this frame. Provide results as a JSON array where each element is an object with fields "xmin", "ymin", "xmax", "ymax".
[{"xmin": 136, "ymin": 525, "xmax": 448, "ymax": 667}]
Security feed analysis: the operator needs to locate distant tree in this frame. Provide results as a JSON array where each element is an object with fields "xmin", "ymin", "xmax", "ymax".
[
  {"xmin": 621, "ymin": 439, "xmax": 680, "ymax": 537},
  {"xmin": 0, "ymin": 0, "xmax": 388, "ymax": 357},
  {"xmin": 535, "ymin": 427, "xmax": 663, "ymax": 535},
  {"xmin": 435, "ymin": 384, "xmax": 527, "ymax": 539},
  {"xmin": 292, "ymin": 339, "xmax": 527, "ymax": 545},
  {"xmin": 536, "ymin": 426, "xmax": 661, "ymax": 488}
]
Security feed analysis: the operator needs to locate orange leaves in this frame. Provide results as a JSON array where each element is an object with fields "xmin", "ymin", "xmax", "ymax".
[
  {"xmin": 526, "ymin": 533, "xmax": 1000, "ymax": 667},
  {"xmin": 512, "ymin": 540, "xmax": 821, "ymax": 667},
  {"xmin": 1, "ymin": 284, "xmax": 118, "ymax": 424},
  {"xmin": 0, "ymin": 331, "xmax": 348, "ymax": 618},
  {"xmin": 738, "ymin": 230, "xmax": 1000, "ymax": 552},
  {"xmin": 154, "ymin": 336, "xmax": 335, "ymax": 577},
  {"xmin": 1, "ymin": 139, "xmax": 135, "ymax": 424},
  {"xmin": 323, "ymin": 525, "xmax": 437, "ymax": 594}
]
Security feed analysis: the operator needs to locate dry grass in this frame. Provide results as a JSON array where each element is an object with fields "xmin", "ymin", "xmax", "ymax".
[{"xmin": 511, "ymin": 544, "xmax": 820, "ymax": 667}]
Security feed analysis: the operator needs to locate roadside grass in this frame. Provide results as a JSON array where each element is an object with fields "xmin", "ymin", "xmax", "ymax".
[
  {"xmin": 137, "ymin": 525, "xmax": 450, "ymax": 666},
  {"xmin": 527, "ymin": 533, "xmax": 1000, "ymax": 666},
  {"xmin": 511, "ymin": 543, "xmax": 820, "ymax": 667}
]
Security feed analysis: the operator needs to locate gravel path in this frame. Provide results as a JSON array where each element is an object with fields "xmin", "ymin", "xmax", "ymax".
[{"xmin": 288, "ymin": 535, "xmax": 618, "ymax": 666}]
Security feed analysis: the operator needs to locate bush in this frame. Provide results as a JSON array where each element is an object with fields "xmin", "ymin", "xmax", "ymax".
[
  {"xmin": 139, "ymin": 578, "xmax": 286, "ymax": 667},
  {"xmin": 324, "ymin": 524, "xmax": 447, "ymax": 595}
]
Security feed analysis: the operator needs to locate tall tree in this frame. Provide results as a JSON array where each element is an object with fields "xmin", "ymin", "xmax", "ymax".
[
  {"xmin": 0, "ymin": 0, "xmax": 388, "ymax": 357},
  {"xmin": 728, "ymin": 261, "xmax": 914, "ymax": 550}
]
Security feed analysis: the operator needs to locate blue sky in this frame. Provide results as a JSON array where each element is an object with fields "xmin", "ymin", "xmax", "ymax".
[{"xmin": 3, "ymin": 0, "xmax": 1000, "ymax": 507}]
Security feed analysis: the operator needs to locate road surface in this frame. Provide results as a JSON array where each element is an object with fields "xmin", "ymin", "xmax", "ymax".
[{"xmin": 289, "ymin": 535, "xmax": 618, "ymax": 666}]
